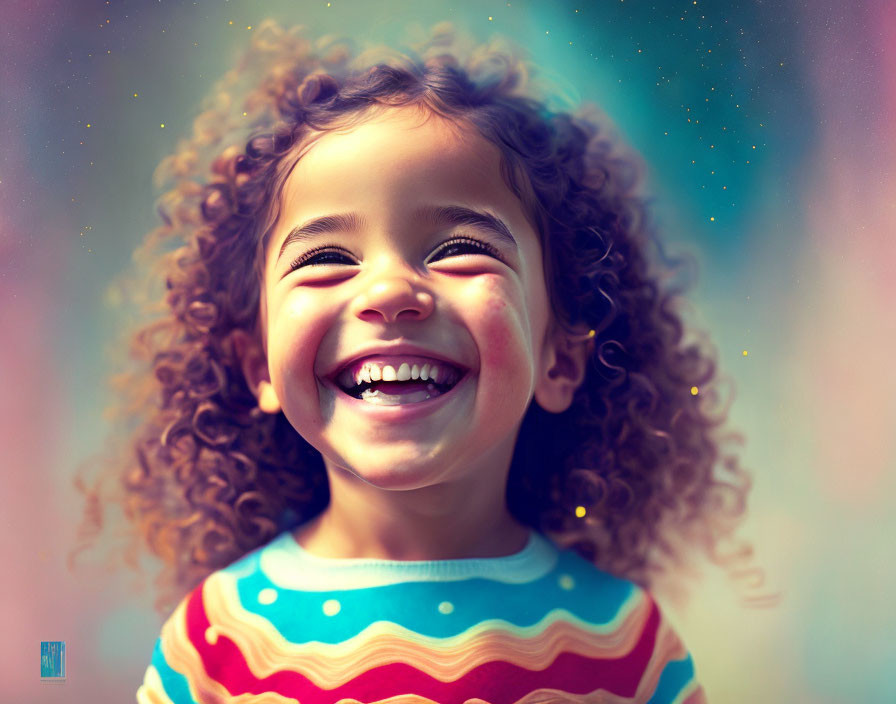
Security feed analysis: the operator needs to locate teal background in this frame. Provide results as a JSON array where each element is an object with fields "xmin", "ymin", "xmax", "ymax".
[{"xmin": 2, "ymin": 0, "xmax": 894, "ymax": 701}]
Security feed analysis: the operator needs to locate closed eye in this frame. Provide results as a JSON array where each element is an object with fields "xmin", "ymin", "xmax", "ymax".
[
  {"xmin": 428, "ymin": 237, "xmax": 502, "ymax": 263},
  {"xmin": 288, "ymin": 244, "xmax": 356, "ymax": 271}
]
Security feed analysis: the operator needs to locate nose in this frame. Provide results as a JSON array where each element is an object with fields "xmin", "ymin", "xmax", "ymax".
[{"xmin": 350, "ymin": 275, "xmax": 435, "ymax": 323}]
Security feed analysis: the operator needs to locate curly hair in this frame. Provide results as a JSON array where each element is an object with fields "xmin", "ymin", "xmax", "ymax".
[{"xmin": 72, "ymin": 20, "xmax": 773, "ymax": 617}]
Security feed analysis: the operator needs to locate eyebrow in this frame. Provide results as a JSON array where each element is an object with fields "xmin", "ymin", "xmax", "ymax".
[{"xmin": 276, "ymin": 204, "xmax": 518, "ymax": 261}]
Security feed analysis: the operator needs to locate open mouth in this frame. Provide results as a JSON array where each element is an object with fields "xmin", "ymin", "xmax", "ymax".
[{"xmin": 333, "ymin": 359, "xmax": 466, "ymax": 406}]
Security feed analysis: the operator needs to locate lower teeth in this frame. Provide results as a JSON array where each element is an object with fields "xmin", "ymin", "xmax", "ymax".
[{"xmin": 358, "ymin": 382, "xmax": 443, "ymax": 406}]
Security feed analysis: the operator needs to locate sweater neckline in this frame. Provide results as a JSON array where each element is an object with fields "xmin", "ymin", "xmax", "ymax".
[
  {"xmin": 260, "ymin": 528, "xmax": 559, "ymax": 585},
  {"xmin": 290, "ymin": 528, "xmax": 538, "ymax": 565}
]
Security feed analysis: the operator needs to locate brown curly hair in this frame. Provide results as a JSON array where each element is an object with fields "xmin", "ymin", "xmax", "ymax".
[{"xmin": 72, "ymin": 20, "xmax": 774, "ymax": 617}]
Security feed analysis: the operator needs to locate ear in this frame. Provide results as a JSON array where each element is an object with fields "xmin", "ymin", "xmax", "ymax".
[
  {"xmin": 533, "ymin": 320, "xmax": 594, "ymax": 414},
  {"xmin": 230, "ymin": 328, "xmax": 281, "ymax": 414}
]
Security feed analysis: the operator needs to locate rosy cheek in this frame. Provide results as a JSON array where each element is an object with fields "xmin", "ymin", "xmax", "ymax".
[
  {"xmin": 465, "ymin": 275, "xmax": 533, "ymax": 373},
  {"xmin": 267, "ymin": 295, "xmax": 328, "ymax": 379}
]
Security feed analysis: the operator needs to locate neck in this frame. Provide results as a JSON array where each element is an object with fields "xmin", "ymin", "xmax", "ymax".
[{"xmin": 293, "ymin": 458, "xmax": 530, "ymax": 561}]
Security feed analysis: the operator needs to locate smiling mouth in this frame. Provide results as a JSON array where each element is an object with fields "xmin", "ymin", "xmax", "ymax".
[{"xmin": 336, "ymin": 371, "xmax": 465, "ymax": 406}]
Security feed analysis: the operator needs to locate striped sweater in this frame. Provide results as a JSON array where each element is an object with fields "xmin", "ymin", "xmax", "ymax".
[{"xmin": 137, "ymin": 529, "xmax": 705, "ymax": 703}]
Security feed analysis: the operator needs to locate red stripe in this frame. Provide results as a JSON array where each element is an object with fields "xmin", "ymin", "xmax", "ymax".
[{"xmin": 184, "ymin": 584, "xmax": 660, "ymax": 703}]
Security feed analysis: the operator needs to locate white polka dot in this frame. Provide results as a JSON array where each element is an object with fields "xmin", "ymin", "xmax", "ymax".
[
  {"xmin": 558, "ymin": 574, "xmax": 575, "ymax": 590},
  {"xmin": 438, "ymin": 601, "xmax": 454, "ymax": 614},
  {"xmin": 258, "ymin": 588, "xmax": 278, "ymax": 605},
  {"xmin": 322, "ymin": 599, "xmax": 341, "ymax": 616},
  {"xmin": 205, "ymin": 626, "xmax": 218, "ymax": 645}
]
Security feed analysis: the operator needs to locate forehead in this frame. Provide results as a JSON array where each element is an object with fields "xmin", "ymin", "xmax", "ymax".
[{"xmin": 272, "ymin": 106, "xmax": 531, "ymax": 239}]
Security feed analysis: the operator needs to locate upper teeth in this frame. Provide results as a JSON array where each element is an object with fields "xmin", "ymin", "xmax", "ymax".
[{"xmin": 341, "ymin": 361, "xmax": 446, "ymax": 388}]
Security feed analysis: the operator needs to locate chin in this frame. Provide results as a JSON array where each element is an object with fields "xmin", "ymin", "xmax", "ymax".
[{"xmin": 329, "ymin": 455, "xmax": 455, "ymax": 492}]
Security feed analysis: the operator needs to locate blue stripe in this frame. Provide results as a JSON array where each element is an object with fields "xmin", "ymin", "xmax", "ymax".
[
  {"xmin": 234, "ymin": 550, "xmax": 636, "ymax": 643},
  {"xmin": 150, "ymin": 637, "xmax": 199, "ymax": 704},
  {"xmin": 647, "ymin": 654, "xmax": 697, "ymax": 704}
]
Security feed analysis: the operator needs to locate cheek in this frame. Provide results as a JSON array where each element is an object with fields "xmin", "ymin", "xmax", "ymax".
[
  {"xmin": 267, "ymin": 294, "xmax": 331, "ymax": 388},
  {"xmin": 465, "ymin": 275, "xmax": 535, "ymax": 374}
]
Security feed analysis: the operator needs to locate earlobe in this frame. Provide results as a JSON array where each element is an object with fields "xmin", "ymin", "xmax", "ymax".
[
  {"xmin": 256, "ymin": 383, "xmax": 282, "ymax": 414},
  {"xmin": 533, "ymin": 323, "xmax": 594, "ymax": 414},
  {"xmin": 231, "ymin": 329, "xmax": 282, "ymax": 414}
]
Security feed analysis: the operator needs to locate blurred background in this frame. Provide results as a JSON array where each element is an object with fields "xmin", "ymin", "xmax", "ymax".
[{"xmin": 2, "ymin": 0, "xmax": 894, "ymax": 701}]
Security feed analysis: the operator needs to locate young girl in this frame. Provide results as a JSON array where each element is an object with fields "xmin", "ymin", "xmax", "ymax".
[{"xmin": 78, "ymin": 19, "xmax": 763, "ymax": 704}]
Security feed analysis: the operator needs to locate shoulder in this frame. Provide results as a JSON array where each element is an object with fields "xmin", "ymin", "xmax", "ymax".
[
  {"xmin": 137, "ymin": 532, "xmax": 293, "ymax": 703},
  {"xmin": 549, "ymin": 545, "xmax": 707, "ymax": 703}
]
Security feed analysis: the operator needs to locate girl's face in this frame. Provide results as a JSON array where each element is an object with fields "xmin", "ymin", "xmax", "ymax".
[{"xmin": 254, "ymin": 106, "xmax": 563, "ymax": 490}]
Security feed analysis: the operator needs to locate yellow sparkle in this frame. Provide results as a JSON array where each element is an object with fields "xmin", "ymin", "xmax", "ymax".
[
  {"xmin": 488, "ymin": 16, "xmax": 493, "ymax": 20},
  {"xmin": 742, "ymin": 350, "xmax": 749, "ymax": 356},
  {"xmin": 575, "ymin": 506, "xmax": 586, "ymax": 518},
  {"xmin": 752, "ymin": 145, "xmax": 757, "ymax": 149},
  {"xmin": 228, "ymin": 20, "xmax": 233, "ymax": 24},
  {"xmin": 133, "ymin": 92, "xmax": 138, "ymax": 97},
  {"xmin": 242, "ymin": 111, "xmax": 248, "ymax": 116},
  {"xmin": 247, "ymin": 25, "xmax": 252, "ymax": 30},
  {"xmin": 690, "ymin": 386, "xmax": 699, "ymax": 395},
  {"xmin": 710, "ymin": 216, "xmax": 715, "ymax": 221},
  {"xmin": 160, "ymin": 123, "xmax": 165, "ymax": 128}
]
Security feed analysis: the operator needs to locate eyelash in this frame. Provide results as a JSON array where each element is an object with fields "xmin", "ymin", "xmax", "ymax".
[
  {"xmin": 288, "ymin": 236, "xmax": 502, "ymax": 271},
  {"xmin": 288, "ymin": 244, "xmax": 354, "ymax": 270}
]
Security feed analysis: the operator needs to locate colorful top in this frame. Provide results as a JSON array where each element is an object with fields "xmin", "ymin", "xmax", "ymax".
[{"xmin": 137, "ymin": 529, "xmax": 705, "ymax": 704}]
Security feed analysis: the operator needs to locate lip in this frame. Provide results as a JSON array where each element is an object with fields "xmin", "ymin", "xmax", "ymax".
[
  {"xmin": 321, "ymin": 342, "xmax": 472, "ymax": 382},
  {"xmin": 319, "ymin": 368, "xmax": 473, "ymax": 421}
]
